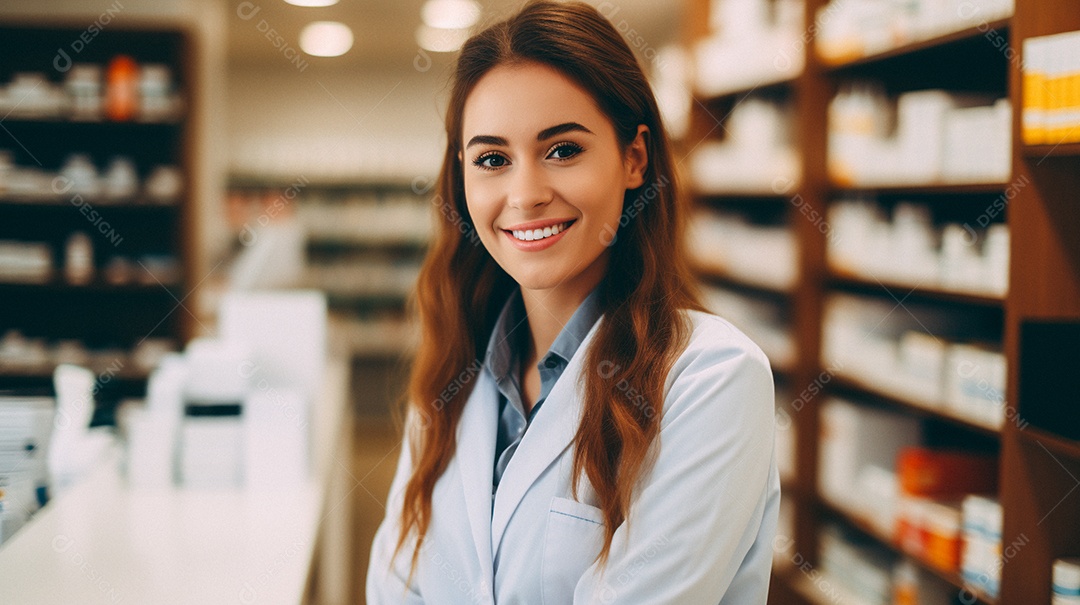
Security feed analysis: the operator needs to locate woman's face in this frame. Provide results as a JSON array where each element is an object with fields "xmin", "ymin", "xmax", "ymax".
[{"xmin": 461, "ymin": 61, "xmax": 647, "ymax": 295}]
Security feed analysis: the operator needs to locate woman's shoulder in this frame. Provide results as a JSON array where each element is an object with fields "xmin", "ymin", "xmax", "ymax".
[
  {"xmin": 659, "ymin": 309, "xmax": 775, "ymax": 424},
  {"xmin": 677, "ymin": 308, "xmax": 772, "ymax": 371}
]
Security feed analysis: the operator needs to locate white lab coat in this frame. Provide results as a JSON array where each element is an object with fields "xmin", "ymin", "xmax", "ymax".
[{"xmin": 366, "ymin": 309, "xmax": 780, "ymax": 604}]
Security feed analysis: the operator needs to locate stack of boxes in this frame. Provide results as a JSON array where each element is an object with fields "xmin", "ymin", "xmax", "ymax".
[
  {"xmin": 961, "ymin": 495, "xmax": 1003, "ymax": 599},
  {"xmin": 894, "ymin": 448, "xmax": 998, "ymax": 574},
  {"xmin": 1055, "ymin": 559, "xmax": 1080, "ymax": 605},
  {"xmin": 828, "ymin": 87, "xmax": 1011, "ymax": 187},
  {"xmin": 1022, "ymin": 30, "xmax": 1080, "ymax": 145},
  {"xmin": 0, "ymin": 395, "xmax": 53, "ymax": 546}
]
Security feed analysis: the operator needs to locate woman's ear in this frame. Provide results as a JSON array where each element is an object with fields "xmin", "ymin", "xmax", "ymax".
[{"xmin": 624, "ymin": 125, "xmax": 649, "ymax": 189}]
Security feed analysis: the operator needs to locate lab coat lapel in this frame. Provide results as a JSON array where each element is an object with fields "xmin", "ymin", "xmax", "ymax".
[
  {"xmin": 457, "ymin": 368, "xmax": 498, "ymax": 594},
  {"xmin": 489, "ymin": 317, "xmax": 604, "ymax": 557}
]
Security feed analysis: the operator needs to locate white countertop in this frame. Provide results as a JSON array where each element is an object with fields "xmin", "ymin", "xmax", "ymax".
[
  {"xmin": 0, "ymin": 449, "xmax": 322, "ymax": 605},
  {"xmin": 0, "ymin": 353, "xmax": 352, "ymax": 605}
]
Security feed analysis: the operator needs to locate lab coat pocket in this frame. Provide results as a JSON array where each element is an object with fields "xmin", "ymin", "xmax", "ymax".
[{"xmin": 542, "ymin": 496, "xmax": 606, "ymax": 605}]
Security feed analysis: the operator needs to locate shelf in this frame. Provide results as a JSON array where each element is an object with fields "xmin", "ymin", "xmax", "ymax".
[
  {"xmin": 0, "ymin": 198, "xmax": 179, "ymax": 209},
  {"xmin": 307, "ymin": 237, "xmax": 428, "ymax": 252},
  {"xmin": 0, "ymin": 117, "xmax": 184, "ymax": 127},
  {"xmin": 778, "ymin": 567, "xmax": 855, "ymax": 605},
  {"xmin": 682, "ymin": 2, "xmax": 1075, "ymax": 602},
  {"xmin": 0, "ymin": 364, "xmax": 151, "ymax": 383},
  {"xmin": 692, "ymin": 263, "xmax": 795, "ymax": 298},
  {"xmin": 1021, "ymin": 143, "xmax": 1080, "ymax": 159},
  {"xmin": 695, "ymin": 76, "xmax": 797, "ymax": 104},
  {"xmin": 828, "ymin": 273, "xmax": 1004, "ymax": 308},
  {"xmin": 771, "ymin": 363, "xmax": 795, "ymax": 380},
  {"xmin": 0, "ymin": 279, "xmax": 180, "ymax": 293},
  {"xmin": 693, "ymin": 190, "xmax": 794, "ymax": 202},
  {"xmin": 1018, "ymin": 426, "xmax": 1080, "ymax": 460},
  {"xmin": 818, "ymin": 497, "xmax": 997, "ymax": 605},
  {"xmin": 829, "ymin": 182, "xmax": 1009, "ymax": 196},
  {"xmin": 227, "ymin": 174, "xmax": 416, "ymax": 192},
  {"xmin": 831, "ymin": 374, "xmax": 1001, "ymax": 438},
  {"xmin": 819, "ymin": 19, "xmax": 1011, "ymax": 71}
]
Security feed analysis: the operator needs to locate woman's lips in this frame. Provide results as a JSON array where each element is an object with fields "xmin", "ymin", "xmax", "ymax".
[{"xmin": 502, "ymin": 219, "xmax": 575, "ymax": 251}]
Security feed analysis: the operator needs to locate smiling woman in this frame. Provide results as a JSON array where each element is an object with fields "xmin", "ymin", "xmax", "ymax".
[
  {"xmin": 462, "ymin": 63, "xmax": 645, "ymax": 296},
  {"xmin": 366, "ymin": 2, "xmax": 780, "ymax": 603}
]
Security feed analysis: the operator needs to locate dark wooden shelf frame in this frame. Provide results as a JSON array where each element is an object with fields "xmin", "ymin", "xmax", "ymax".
[
  {"xmin": 0, "ymin": 279, "xmax": 181, "ymax": 293},
  {"xmin": 1021, "ymin": 143, "xmax": 1080, "ymax": 159},
  {"xmin": 828, "ymin": 182, "xmax": 1009, "ymax": 196},
  {"xmin": 0, "ymin": 198, "xmax": 180, "ymax": 209},
  {"xmin": 828, "ymin": 272, "xmax": 1005, "ymax": 308},
  {"xmin": 1018, "ymin": 426, "xmax": 1080, "ymax": 460}
]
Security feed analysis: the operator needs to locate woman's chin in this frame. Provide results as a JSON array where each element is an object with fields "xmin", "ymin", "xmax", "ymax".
[{"xmin": 508, "ymin": 270, "xmax": 571, "ymax": 292}]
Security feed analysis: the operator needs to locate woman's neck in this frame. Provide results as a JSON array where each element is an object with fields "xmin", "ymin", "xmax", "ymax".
[{"xmin": 517, "ymin": 253, "xmax": 607, "ymax": 366}]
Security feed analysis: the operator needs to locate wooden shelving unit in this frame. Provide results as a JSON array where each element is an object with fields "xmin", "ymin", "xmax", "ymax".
[
  {"xmin": 1000, "ymin": 3, "xmax": 1080, "ymax": 603},
  {"xmin": 681, "ymin": 1, "xmax": 1080, "ymax": 603},
  {"xmin": 0, "ymin": 22, "xmax": 196, "ymax": 411}
]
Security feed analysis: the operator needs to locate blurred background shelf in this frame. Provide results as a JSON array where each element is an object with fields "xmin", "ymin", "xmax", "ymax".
[
  {"xmin": 1018, "ymin": 426, "xmax": 1080, "ymax": 460},
  {"xmin": 1021, "ymin": 143, "xmax": 1080, "ymax": 158},
  {"xmin": 694, "ymin": 77, "xmax": 798, "ymax": 104},
  {"xmin": 830, "ymin": 375, "xmax": 1002, "ymax": 438},
  {"xmin": 693, "ymin": 263, "xmax": 796, "ymax": 297},
  {"xmin": 683, "ymin": 0, "xmax": 1078, "ymax": 603},
  {"xmin": 224, "ymin": 177, "xmax": 427, "ymax": 421},
  {"xmin": 0, "ymin": 22, "xmax": 194, "ymax": 419},
  {"xmin": 817, "ymin": 497, "xmax": 998, "ymax": 605},
  {"xmin": 818, "ymin": 19, "xmax": 1012, "ymax": 71},
  {"xmin": 827, "ymin": 273, "xmax": 1005, "ymax": 308},
  {"xmin": 828, "ymin": 182, "xmax": 1010, "ymax": 196}
]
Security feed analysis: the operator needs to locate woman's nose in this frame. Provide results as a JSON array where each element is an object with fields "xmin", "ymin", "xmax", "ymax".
[{"xmin": 506, "ymin": 162, "xmax": 552, "ymax": 210}]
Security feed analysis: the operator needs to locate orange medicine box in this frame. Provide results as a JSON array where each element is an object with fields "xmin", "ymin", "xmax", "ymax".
[{"xmin": 897, "ymin": 447, "xmax": 998, "ymax": 497}]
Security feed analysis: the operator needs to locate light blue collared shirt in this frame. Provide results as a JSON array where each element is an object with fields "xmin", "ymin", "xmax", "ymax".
[{"xmin": 483, "ymin": 286, "xmax": 602, "ymax": 496}]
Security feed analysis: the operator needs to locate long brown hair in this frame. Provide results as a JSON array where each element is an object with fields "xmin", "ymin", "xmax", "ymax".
[{"xmin": 395, "ymin": 0, "xmax": 705, "ymax": 580}]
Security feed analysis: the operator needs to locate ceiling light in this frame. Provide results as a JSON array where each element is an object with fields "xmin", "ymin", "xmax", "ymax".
[
  {"xmin": 421, "ymin": 0, "xmax": 480, "ymax": 30},
  {"xmin": 416, "ymin": 24, "xmax": 470, "ymax": 53},
  {"xmin": 299, "ymin": 21, "xmax": 353, "ymax": 57},
  {"xmin": 284, "ymin": 0, "xmax": 339, "ymax": 6}
]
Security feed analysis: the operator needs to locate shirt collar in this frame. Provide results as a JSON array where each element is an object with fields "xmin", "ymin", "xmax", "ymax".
[
  {"xmin": 546, "ymin": 287, "xmax": 602, "ymax": 367},
  {"xmin": 483, "ymin": 286, "xmax": 602, "ymax": 381},
  {"xmin": 483, "ymin": 288, "xmax": 525, "ymax": 381}
]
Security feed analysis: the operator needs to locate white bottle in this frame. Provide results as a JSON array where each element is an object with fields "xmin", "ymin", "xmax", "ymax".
[{"xmin": 64, "ymin": 232, "xmax": 94, "ymax": 285}]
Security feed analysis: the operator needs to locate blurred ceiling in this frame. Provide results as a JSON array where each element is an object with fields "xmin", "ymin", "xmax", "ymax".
[{"xmin": 225, "ymin": 0, "xmax": 683, "ymax": 69}]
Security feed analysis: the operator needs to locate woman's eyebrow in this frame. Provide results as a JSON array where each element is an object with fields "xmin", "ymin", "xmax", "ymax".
[
  {"xmin": 465, "ymin": 134, "xmax": 507, "ymax": 149},
  {"xmin": 536, "ymin": 121, "xmax": 593, "ymax": 140},
  {"xmin": 464, "ymin": 122, "xmax": 594, "ymax": 149}
]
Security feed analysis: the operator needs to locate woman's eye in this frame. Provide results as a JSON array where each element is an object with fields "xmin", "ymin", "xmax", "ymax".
[
  {"xmin": 548, "ymin": 142, "xmax": 583, "ymax": 160},
  {"xmin": 473, "ymin": 153, "xmax": 509, "ymax": 170}
]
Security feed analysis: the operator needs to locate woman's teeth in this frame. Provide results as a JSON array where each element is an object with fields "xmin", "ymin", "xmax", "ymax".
[{"xmin": 511, "ymin": 221, "xmax": 570, "ymax": 241}]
